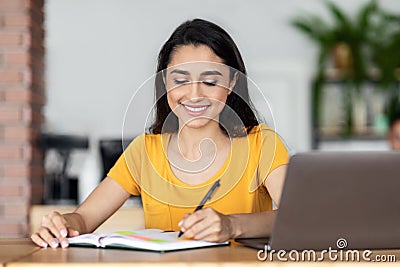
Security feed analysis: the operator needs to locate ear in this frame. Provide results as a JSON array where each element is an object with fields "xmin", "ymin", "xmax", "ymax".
[{"xmin": 227, "ymin": 71, "xmax": 238, "ymax": 95}]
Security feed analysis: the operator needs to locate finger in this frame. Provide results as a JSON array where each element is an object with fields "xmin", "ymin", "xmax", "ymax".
[
  {"xmin": 68, "ymin": 228, "xmax": 80, "ymax": 237},
  {"xmin": 195, "ymin": 210, "xmax": 232, "ymax": 242},
  {"xmin": 198, "ymin": 232, "xmax": 223, "ymax": 243},
  {"xmin": 192, "ymin": 223, "xmax": 222, "ymax": 242},
  {"xmin": 42, "ymin": 217, "xmax": 63, "ymax": 243},
  {"xmin": 30, "ymin": 233, "xmax": 49, "ymax": 248},
  {"xmin": 41, "ymin": 212, "xmax": 61, "ymax": 235},
  {"xmin": 184, "ymin": 208, "xmax": 226, "ymax": 241},
  {"xmin": 185, "ymin": 216, "xmax": 219, "ymax": 240},
  {"xmin": 178, "ymin": 213, "xmax": 191, "ymax": 231},
  {"xmin": 181, "ymin": 211, "xmax": 208, "ymax": 239},
  {"xmin": 181, "ymin": 210, "xmax": 206, "ymax": 230},
  {"xmin": 37, "ymin": 226, "xmax": 59, "ymax": 248},
  {"xmin": 179, "ymin": 213, "xmax": 190, "ymax": 222},
  {"xmin": 52, "ymin": 215, "xmax": 70, "ymax": 248},
  {"xmin": 52, "ymin": 215, "xmax": 68, "ymax": 238}
]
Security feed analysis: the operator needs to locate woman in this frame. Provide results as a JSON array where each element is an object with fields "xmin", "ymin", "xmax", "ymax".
[{"xmin": 31, "ymin": 18, "xmax": 289, "ymax": 248}]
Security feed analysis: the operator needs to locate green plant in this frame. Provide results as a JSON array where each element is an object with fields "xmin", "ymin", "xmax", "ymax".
[
  {"xmin": 368, "ymin": 8, "xmax": 400, "ymax": 122},
  {"xmin": 291, "ymin": 0, "xmax": 379, "ymax": 136}
]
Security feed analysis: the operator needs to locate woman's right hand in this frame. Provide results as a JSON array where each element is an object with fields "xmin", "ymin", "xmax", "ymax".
[{"xmin": 30, "ymin": 211, "xmax": 80, "ymax": 248}]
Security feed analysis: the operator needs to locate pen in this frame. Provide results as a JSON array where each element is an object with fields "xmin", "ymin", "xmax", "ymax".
[{"xmin": 178, "ymin": 179, "xmax": 221, "ymax": 238}]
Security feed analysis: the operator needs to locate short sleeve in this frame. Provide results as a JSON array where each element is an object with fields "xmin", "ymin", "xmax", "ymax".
[
  {"xmin": 107, "ymin": 135, "xmax": 144, "ymax": 196},
  {"xmin": 258, "ymin": 125, "xmax": 289, "ymax": 183}
]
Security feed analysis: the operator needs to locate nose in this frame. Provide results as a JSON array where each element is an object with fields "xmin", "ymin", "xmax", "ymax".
[{"xmin": 187, "ymin": 81, "xmax": 203, "ymax": 101}]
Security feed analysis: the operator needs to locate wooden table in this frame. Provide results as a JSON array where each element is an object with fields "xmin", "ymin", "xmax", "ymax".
[
  {"xmin": 2, "ymin": 238, "xmax": 263, "ymax": 267},
  {"xmin": 2, "ymin": 238, "xmax": 400, "ymax": 266},
  {"xmin": 0, "ymin": 239, "xmax": 40, "ymax": 266}
]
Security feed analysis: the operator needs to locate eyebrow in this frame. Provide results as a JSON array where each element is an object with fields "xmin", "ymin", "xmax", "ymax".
[
  {"xmin": 170, "ymin": 69, "xmax": 190, "ymax": 75},
  {"xmin": 200, "ymin": 70, "xmax": 223, "ymax": 76},
  {"xmin": 169, "ymin": 69, "xmax": 223, "ymax": 76}
]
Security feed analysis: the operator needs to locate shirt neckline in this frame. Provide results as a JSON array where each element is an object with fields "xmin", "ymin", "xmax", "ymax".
[{"xmin": 161, "ymin": 133, "xmax": 233, "ymax": 188}]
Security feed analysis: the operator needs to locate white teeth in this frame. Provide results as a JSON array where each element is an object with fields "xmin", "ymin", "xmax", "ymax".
[{"xmin": 184, "ymin": 105, "xmax": 207, "ymax": 112}]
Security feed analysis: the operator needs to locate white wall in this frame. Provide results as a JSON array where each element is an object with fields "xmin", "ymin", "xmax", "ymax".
[{"xmin": 44, "ymin": 0, "xmax": 400, "ymax": 201}]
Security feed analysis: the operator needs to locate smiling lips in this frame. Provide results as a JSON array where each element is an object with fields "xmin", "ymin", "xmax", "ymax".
[{"xmin": 181, "ymin": 104, "xmax": 209, "ymax": 116}]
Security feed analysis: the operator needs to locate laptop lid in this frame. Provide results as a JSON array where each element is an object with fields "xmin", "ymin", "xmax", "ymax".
[{"xmin": 269, "ymin": 151, "xmax": 400, "ymax": 250}]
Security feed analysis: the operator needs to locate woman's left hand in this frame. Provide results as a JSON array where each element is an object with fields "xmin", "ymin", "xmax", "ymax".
[{"xmin": 178, "ymin": 207, "xmax": 236, "ymax": 242}]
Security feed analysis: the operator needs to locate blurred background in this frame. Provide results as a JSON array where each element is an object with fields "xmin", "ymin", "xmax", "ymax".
[{"xmin": 0, "ymin": 0, "xmax": 399, "ymax": 237}]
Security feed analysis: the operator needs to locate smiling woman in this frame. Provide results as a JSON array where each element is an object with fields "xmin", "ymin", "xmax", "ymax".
[
  {"xmin": 165, "ymin": 56, "xmax": 233, "ymax": 129},
  {"xmin": 31, "ymin": 18, "xmax": 289, "ymax": 248},
  {"xmin": 151, "ymin": 19, "xmax": 258, "ymax": 137}
]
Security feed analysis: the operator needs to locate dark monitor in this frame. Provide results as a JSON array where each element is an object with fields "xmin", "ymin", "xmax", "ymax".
[
  {"xmin": 99, "ymin": 138, "xmax": 134, "ymax": 180},
  {"xmin": 40, "ymin": 133, "xmax": 89, "ymax": 204}
]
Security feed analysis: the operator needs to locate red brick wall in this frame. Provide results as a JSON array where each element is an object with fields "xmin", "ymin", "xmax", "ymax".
[{"xmin": 0, "ymin": 0, "xmax": 45, "ymax": 237}]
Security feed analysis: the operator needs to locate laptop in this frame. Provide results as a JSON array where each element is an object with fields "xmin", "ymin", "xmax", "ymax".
[{"xmin": 236, "ymin": 151, "xmax": 400, "ymax": 250}]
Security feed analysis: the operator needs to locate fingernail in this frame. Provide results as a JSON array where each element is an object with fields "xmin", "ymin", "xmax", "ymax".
[
  {"xmin": 61, "ymin": 240, "xmax": 68, "ymax": 248},
  {"xmin": 60, "ymin": 229, "xmax": 67, "ymax": 238},
  {"xmin": 51, "ymin": 239, "xmax": 58, "ymax": 248},
  {"xmin": 178, "ymin": 221, "xmax": 182, "ymax": 227},
  {"xmin": 180, "ymin": 227, "xmax": 185, "ymax": 232},
  {"xmin": 41, "ymin": 242, "xmax": 48, "ymax": 248}
]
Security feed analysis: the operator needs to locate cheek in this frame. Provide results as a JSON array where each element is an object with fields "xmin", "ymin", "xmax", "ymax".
[
  {"xmin": 166, "ymin": 88, "xmax": 184, "ymax": 110},
  {"xmin": 210, "ymin": 88, "xmax": 229, "ymax": 103},
  {"xmin": 166, "ymin": 92, "xmax": 176, "ymax": 109},
  {"xmin": 209, "ymin": 91, "xmax": 229, "ymax": 115}
]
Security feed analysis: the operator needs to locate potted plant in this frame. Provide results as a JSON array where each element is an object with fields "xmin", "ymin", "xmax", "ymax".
[
  {"xmin": 367, "ymin": 8, "xmax": 400, "ymax": 123},
  {"xmin": 291, "ymin": 0, "xmax": 378, "ymax": 137}
]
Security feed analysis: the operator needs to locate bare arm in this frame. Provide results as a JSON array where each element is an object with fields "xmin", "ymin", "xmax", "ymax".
[
  {"xmin": 179, "ymin": 165, "xmax": 287, "ymax": 241},
  {"xmin": 264, "ymin": 164, "xmax": 287, "ymax": 207},
  {"xmin": 228, "ymin": 164, "xmax": 287, "ymax": 238},
  {"xmin": 31, "ymin": 177, "xmax": 130, "ymax": 248},
  {"xmin": 71, "ymin": 177, "xmax": 131, "ymax": 233}
]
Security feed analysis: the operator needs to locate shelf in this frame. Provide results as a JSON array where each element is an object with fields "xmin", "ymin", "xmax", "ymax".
[{"xmin": 311, "ymin": 75, "xmax": 398, "ymax": 149}]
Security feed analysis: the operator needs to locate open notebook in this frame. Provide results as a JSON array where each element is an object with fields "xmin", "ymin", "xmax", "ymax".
[{"xmin": 67, "ymin": 229, "xmax": 229, "ymax": 252}]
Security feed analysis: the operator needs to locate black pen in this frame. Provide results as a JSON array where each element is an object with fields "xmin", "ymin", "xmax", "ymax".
[{"xmin": 178, "ymin": 179, "xmax": 221, "ymax": 238}]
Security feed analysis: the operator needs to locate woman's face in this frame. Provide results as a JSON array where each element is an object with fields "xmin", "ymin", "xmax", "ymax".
[{"xmin": 164, "ymin": 44, "xmax": 235, "ymax": 130}]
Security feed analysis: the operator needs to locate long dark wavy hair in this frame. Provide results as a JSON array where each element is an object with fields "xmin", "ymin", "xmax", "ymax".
[{"xmin": 149, "ymin": 18, "xmax": 259, "ymax": 137}]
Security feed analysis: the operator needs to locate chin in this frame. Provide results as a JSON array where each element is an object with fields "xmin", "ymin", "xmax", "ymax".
[{"xmin": 180, "ymin": 117, "xmax": 217, "ymax": 130}]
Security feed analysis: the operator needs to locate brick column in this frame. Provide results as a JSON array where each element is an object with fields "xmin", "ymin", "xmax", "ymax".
[{"xmin": 0, "ymin": 0, "xmax": 45, "ymax": 237}]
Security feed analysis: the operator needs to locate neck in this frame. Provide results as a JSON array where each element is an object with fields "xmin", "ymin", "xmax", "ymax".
[{"xmin": 174, "ymin": 121, "xmax": 227, "ymax": 160}]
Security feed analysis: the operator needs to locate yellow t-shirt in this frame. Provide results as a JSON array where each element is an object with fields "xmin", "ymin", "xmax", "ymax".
[{"xmin": 108, "ymin": 123, "xmax": 289, "ymax": 231}]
